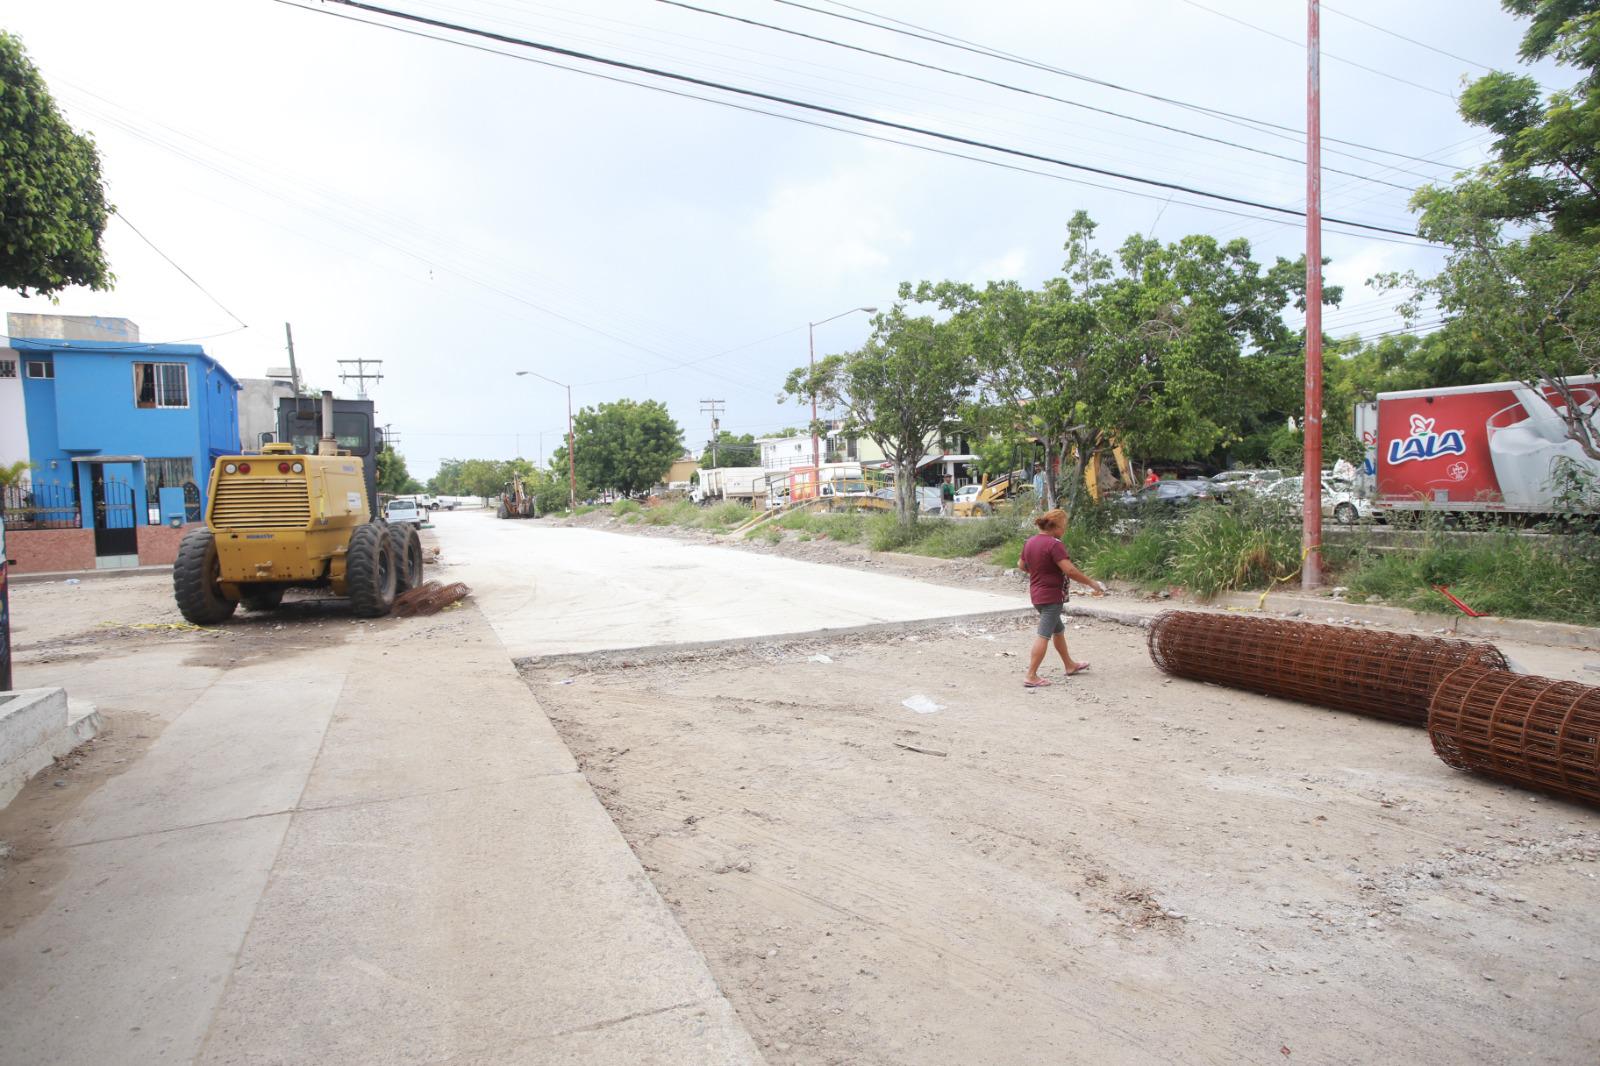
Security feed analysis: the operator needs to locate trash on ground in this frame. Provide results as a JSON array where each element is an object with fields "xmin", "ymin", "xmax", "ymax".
[
  {"xmin": 808, "ymin": 653, "xmax": 833, "ymax": 664},
  {"xmin": 901, "ymin": 694, "xmax": 944, "ymax": 714}
]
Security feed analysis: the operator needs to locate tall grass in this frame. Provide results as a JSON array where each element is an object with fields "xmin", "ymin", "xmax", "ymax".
[{"xmin": 1344, "ymin": 529, "xmax": 1600, "ymax": 626}]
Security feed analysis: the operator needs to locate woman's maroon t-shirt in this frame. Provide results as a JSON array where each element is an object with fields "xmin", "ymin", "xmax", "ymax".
[{"xmin": 1021, "ymin": 534, "xmax": 1069, "ymax": 605}]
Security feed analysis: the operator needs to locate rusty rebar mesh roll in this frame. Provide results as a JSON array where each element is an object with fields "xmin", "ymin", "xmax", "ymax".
[
  {"xmin": 1146, "ymin": 611, "xmax": 1508, "ymax": 726},
  {"xmin": 1428, "ymin": 665, "xmax": 1600, "ymax": 806}
]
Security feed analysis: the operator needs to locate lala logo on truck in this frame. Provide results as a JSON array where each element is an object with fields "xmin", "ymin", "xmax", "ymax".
[{"xmin": 1387, "ymin": 414, "xmax": 1467, "ymax": 465}]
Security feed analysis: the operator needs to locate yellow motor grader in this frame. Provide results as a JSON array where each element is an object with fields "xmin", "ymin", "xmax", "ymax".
[{"xmin": 173, "ymin": 395, "xmax": 423, "ymax": 624}]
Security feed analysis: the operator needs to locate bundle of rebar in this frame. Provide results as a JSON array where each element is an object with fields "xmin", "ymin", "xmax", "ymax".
[
  {"xmin": 1146, "ymin": 611, "xmax": 1508, "ymax": 726},
  {"xmin": 393, "ymin": 581, "xmax": 471, "ymax": 617},
  {"xmin": 1428, "ymin": 665, "xmax": 1600, "ymax": 806}
]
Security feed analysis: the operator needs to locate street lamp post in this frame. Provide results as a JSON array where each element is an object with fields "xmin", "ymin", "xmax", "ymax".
[
  {"xmin": 515, "ymin": 370, "xmax": 576, "ymax": 512},
  {"xmin": 809, "ymin": 306, "xmax": 877, "ymax": 476}
]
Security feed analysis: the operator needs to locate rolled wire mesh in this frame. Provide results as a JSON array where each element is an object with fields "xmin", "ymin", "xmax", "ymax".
[
  {"xmin": 1428, "ymin": 665, "xmax": 1600, "ymax": 806},
  {"xmin": 1146, "ymin": 611, "xmax": 1508, "ymax": 726}
]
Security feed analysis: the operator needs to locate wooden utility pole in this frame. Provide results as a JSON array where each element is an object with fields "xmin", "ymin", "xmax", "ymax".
[
  {"xmin": 701, "ymin": 399, "xmax": 725, "ymax": 467},
  {"xmin": 1302, "ymin": 0, "xmax": 1325, "ymax": 590}
]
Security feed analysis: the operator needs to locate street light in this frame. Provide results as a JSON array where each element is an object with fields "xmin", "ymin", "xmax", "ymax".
[
  {"xmin": 809, "ymin": 306, "xmax": 877, "ymax": 474},
  {"xmin": 515, "ymin": 370, "xmax": 576, "ymax": 512}
]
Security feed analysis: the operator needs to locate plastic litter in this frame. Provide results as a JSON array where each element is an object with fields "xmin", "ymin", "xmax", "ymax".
[
  {"xmin": 901, "ymin": 695, "xmax": 944, "ymax": 715},
  {"xmin": 65, "ymin": 578, "xmax": 80, "ymax": 585},
  {"xmin": 808, "ymin": 654, "xmax": 833, "ymax": 664}
]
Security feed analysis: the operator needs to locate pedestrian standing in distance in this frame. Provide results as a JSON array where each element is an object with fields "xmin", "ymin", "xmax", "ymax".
[{"xmin": 1019, "ymin": 508, "xmax": 1105, "ymax": 688}]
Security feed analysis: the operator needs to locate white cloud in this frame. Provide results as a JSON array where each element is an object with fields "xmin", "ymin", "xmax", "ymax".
[{"xmin": 747, "ymin": 158, "xmax": 914, "ymax": 290}]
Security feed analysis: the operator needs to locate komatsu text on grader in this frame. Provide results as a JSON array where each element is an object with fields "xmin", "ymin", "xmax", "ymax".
[{"xmin": 173, "ymin": 394, "xmax": 424, "ymax": 624}]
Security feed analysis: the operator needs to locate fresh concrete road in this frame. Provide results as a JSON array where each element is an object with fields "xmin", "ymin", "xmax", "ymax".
[{"xmin": 433, "ymin": 510, "xmax": 1023, "ymax": 658}]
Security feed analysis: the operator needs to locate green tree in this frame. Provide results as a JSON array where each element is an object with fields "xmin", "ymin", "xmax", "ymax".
[
  {"xmin": 0, "ymin": 32, "xmax": 113, "ymax": 296},
  {"xmin": 786, "ymin": 307, "xmax": 976, "ymax": 524},
  {"xmin": 699, "ymin": 430, "xmax": 758, "ymax": 467},
  {"xmin": 1380, "ymin": 1, "xmax": 1600, "ymax": 460},
  {"xmin": 375, "ymin": 446, "xmax": 422, "ymax": 496},
  {"xmin": 919, "ymin": 212, "xmax": 1317, "ymax": 510},
  {"xmin": 557, "ymin": 399, "xmax": 682, "ymax": 496}
]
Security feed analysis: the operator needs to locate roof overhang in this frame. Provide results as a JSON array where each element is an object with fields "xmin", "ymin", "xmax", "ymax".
[{"xmin": 70, "ymin": 455, "xmax": 145, "ymax": 463}]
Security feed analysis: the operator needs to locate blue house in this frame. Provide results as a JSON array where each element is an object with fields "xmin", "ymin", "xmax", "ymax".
[{"xmin": 7, "ymin": 329, "xmax": 239, "ymax": 565}]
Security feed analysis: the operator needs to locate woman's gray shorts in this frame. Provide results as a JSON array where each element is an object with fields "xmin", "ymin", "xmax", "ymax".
[{"xmin": 1035, "ymin": 602, "xmax": 1065, "ymax": 637}]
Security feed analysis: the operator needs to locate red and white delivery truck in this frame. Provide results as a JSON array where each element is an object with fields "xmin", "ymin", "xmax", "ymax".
[{"xmin": 1358, "ymin": 375, "xmax": 1599, "ymax": 518}]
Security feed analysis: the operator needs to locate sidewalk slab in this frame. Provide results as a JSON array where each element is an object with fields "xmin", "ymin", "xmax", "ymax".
[
  {"xmin": 0, "ymin": 815, "xmax": 292, "ymax": 1066},
  {"xmin": 197, "ymin": 774, "xmax": 761, "ymax": 1065}
]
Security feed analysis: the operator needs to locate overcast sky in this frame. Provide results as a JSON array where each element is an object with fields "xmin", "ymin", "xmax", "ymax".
[{"xmin": 6, "ymin": 0, "xmax": 1567, "ymax": 477}]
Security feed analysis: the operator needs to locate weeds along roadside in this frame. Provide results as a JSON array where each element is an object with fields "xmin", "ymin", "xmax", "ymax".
[{"xmin": 595, "ymin": 494, "xmax": 1600, "ymax": 625}]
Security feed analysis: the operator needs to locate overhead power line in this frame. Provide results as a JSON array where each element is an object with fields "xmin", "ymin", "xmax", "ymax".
[
  {"xmin": 1320, "ymin": 2, "xmax": 1498, "ymax": 72},
  {"xmin": 777, "ymin": 0, "xmax": 1463, "ymax": 172},
  {"xmin": 1174, "ymin": 0, "xmax": 1456, "ymax": 99},
  {"xmin": 113, "ymin": 210, "xmax": 250, "ymax": 329},
  {"xmin": 656, "ymin": 0, "xmax": 1414, "ymax": 192},
  {"xmin": 293, "ymin": 0, "xmax": 1425, "ymax": 239}
]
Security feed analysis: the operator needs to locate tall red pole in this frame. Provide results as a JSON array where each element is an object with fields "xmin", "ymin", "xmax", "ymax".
[
  {"xmin": 1302, "ymin": 0, "xmax": 1324, "ymax": 590},
  {"xmin": 809, "ymin": 321, "xmax": 820, "ymax": 479},
  {"xmin": 566, "ymin": 384, "xmax": 577, "ymax": 512}
]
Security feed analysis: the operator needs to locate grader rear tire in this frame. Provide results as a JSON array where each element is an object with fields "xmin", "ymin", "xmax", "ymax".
[
  {"xmin": 388, "ymin": 523, "xmax": 424, "ymax": 592},
  {"xmin": 347, "ymin": 522, "xmax": 398, "ymax": 617},
  {"xmin": 173, "ymin": 530, "xmax": 237, "ymax": 625}
]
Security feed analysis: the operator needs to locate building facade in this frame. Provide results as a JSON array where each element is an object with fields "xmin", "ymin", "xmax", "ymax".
[{"xmin": 2, "ymin": 316, "xmax": 239, "ymax": 568}]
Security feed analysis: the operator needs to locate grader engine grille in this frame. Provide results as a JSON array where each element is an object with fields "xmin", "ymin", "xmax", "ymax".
[{"xmin": 211, "ymin": 477, "xmax": 311, "ymax": 529}]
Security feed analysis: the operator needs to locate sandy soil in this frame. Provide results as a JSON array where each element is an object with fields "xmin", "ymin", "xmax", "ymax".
[{"xmin": 523, "ymin": 617, "xmax": 1600, "ymax": 1066}]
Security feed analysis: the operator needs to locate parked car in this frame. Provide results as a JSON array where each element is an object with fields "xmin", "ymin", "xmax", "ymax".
[
  {"xmin": 1116, "ymin": 479, "xmax": 1215, "ymax": 508},
  {"xmin": 953, "ymin": 484, "xmax": 983, "ymax": 504},
  {"xmin": 1259, "ymin": 476, "xmax": 1372, "ymax": 524},
  {"xmin": 384, "ymin": 498, "xmax": 425, "ymax": 526},
  {"xmin": 1209, "ymin": 469, "xmax": 1283, "ymax": 498}
]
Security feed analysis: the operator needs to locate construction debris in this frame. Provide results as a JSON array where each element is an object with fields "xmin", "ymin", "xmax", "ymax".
[
  {"xmin": 1429, "ymin": 665, "xmax": 1600, "ymax": 807},
  {"xmin": 1146, "ymin": 610, "xmax": 1507, "ymax": 726},
  {"xmin": 393, "ymin": 581, "xmax": 471, "ymax": 617}
]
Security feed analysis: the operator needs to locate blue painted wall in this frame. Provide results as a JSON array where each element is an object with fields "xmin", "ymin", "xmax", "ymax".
[{"xmin": 13, "ymin": 339, "xmax": 240, "ymax": 527}]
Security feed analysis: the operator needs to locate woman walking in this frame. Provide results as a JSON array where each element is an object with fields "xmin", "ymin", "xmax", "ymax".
[{"xmin": 1019, "ymin": 508, "xmax": 1105, "ymax": 688}]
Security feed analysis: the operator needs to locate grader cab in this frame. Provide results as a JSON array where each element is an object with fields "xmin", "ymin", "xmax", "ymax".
[{"xmin": 173, "ymin": 396, "xmax": 423, "ymax": 624}]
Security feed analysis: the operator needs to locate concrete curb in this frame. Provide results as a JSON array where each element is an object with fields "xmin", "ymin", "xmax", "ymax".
[
  {"xmin": 0, "ymin": 689, "xmax": 102, "ymax": 809},
  {"xmin": 515, "ymin": 608, "xmax": 1035, "ymax": 670},
  {"xmin": 10, "ymin": 565, "xmax": 172, "ymax": 584},
  {"xmin": 1207, "ymin": 591, "xmax": 1600, "ymax": 649}
]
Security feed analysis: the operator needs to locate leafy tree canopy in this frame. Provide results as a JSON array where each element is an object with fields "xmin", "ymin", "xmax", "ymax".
[
  {"xmin": 0, "ymin": 32, "xmax": 113, "ymax": 296},
  {"xmin": 560, "ymin": 398, "xmax": 682, "ymax": 496},
  {"xmin": 375, "ymin": 446, "xmax": 422, "ymax": 496},
  {"xmin": 787, "ymin": 306, "xmax": 976, "ymax": 524}
]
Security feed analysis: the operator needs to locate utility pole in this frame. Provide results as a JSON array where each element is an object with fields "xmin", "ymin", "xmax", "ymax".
[
  {"xmin": 700, "ymin": 399, "xmax": 725, "ymax": 467},
  {"xmin": 337, "ymin": 357, "xmax": 384, "ymax": 399},
  {"xmin": 382, "ymin": 423, "xmax": 402, "ymax": 451},
  {"xmin": 1302, "ymin": 0, "xmax": 1324, "ymax": 590},
  {"xmin": 284, "ymin": 322, "xmax": 303, "ymax": 398}
]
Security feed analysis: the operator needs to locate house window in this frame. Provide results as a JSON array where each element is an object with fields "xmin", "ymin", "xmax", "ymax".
[
  {"xmin": 26, "ymin": 360, "xmax": 53, "ymax": 379},
  {"xmin": 0, "ymin": 359, "xmax": 15, "ymax": 378},
  {"xmin": 134, "ymin": 362, "xmax": 188, "ymax": 408},
  {"xmin": 145, "ymin": 458, "xmax": 196, "ymax": 503}
]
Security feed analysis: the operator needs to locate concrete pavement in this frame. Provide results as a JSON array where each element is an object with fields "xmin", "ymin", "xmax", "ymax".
[
  {"xmin": 431, "ymin": 509, "xmax": 1023, "ymax": 657},
  {"xmin": 1, "ymin": 511, "xmax": 1032, "ymax": 1064},
  {"xmin": 0, "ymin": 599, "xmax": 760, "ymax": 1064}
]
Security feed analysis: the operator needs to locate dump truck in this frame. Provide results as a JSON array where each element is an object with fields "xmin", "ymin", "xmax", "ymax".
[{"xmin": 173, "ymin": 394, "xmax": 424, "ymax": 624}]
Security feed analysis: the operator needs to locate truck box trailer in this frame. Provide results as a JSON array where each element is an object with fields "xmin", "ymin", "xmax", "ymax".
[{"xmin": 1367, "ymin": 376, "xmax": 1599, "ymax": 517}]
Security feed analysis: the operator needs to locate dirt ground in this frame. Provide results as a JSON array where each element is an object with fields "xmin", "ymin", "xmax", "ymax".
[{"xmin": 523, "ymin": 617, "xmax": 1600, "ymax": 1066}]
